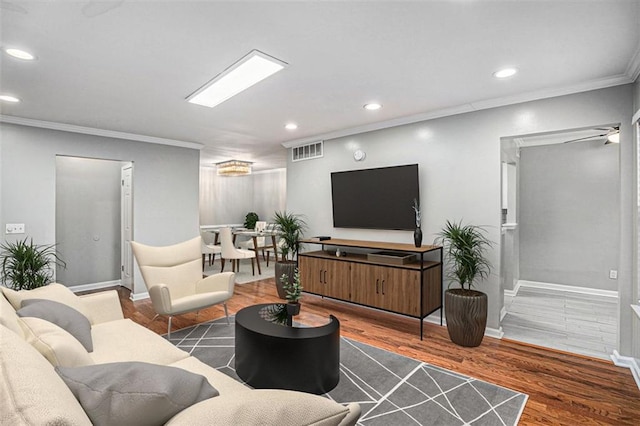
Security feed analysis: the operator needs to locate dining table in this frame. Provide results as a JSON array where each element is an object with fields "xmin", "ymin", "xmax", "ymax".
[{"xmin": 203, "ymin": 227, "xmax": 279, "ymax": 275}]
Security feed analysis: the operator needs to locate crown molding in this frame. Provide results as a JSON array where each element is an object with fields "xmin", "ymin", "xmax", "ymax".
[
  {"xmin": 625, "ymin": 42, "xmax": 640, "ymax": 82},
  {"xmin": 0, "ymin": 115, "xmax": 204, "ymax": 150},
  {"xmin": 281, "ymin": 75, "xmax": 633, "ymax": 149},
  {"xmin": 281, "ymin": 104, "xmax": 475, "ymax": 148}
]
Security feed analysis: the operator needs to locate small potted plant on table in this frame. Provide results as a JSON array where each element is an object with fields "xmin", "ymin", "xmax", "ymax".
[{"xmin": 281, "ymin": 269, "xmax": 303, "ymax": 317}]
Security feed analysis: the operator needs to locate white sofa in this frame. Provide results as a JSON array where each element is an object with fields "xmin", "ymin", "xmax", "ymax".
[{"xmin": 0, "ymin": 284, "xmax": 361, "ymax": 425}]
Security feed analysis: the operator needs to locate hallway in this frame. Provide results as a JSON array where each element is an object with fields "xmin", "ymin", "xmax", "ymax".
[{"xmin": 502, "ymin": 286, "xmax": 617, "ymax": 360}]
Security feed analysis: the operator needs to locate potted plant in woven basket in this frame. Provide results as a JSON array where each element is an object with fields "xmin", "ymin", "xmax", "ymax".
[
  {"xmin": 272, "ymin": 211, "xmax": 307, "ymax": 299},
  {"xmin": 435, "ymin": 220, "xmax": 493, "ymax": 347}
]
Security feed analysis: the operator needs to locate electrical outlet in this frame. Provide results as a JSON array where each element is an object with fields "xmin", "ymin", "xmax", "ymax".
[
  {"xmin": 5, "ymin": 223, "xmax": 25, "ymax": 234},
  {"xmin": 609, "ymin": 270, "xmax": 618, "ymax": 279}
]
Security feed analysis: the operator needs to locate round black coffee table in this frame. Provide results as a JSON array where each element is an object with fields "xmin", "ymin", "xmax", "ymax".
[{"xmin": 235, "ymin": 303, "xmax": 340, "ymax": 394}]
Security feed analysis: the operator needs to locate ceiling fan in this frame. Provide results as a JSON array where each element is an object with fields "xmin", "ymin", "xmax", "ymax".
[{"xmin": 562, "ymin": 126, "xmax": 620, "ymax": 144}]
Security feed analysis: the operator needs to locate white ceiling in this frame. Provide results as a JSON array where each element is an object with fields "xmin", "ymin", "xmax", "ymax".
[{"xmin": 1, "ymin": 1, "xmax": 639, "ymax": 171}]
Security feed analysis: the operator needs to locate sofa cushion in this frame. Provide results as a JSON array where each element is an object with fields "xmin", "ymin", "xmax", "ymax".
[
  {"xmin": 18, "ymin": 299, "xmax": 93, "ymax": 352},
  {"xmin": 90, "ymin": 318, "xmax": 189, "ymax": 365},
  {"xmin": 2, "ymin": 283, "xmax": 94, "ymax": 324},
  {"xmin": 18, "ymin": 317, "xmax": 94, "ymax": 368},
  {"xmin": 166, "ymin": 389, "xmax": 350, "ymax": 426},
  {"xmin": 0, "ymin": 292, "xmax": 22, "ymax": 335},
  {"xmin": 169, "ymin": 356, "xmax": 250, "ymax": 396},
  {"xmin": 0, "ymin": 325, "xmax": 92, "ymax": 425},
  {"xmin": 56, "ymin": 362, "xmax": 219, "ymax": 426}
]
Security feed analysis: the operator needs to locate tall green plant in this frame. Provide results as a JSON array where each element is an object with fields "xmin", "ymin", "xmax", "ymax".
[
  {"xmin": 435, "ymin": 220, "xmax": 492, "ymax": 290},
  {"xmin": 272, "ymin": 211, "xmax": 307, "ymax": 261},
  {"xmin": 0, "ymin": 238, "xmax": 66, "ymax": 290}
]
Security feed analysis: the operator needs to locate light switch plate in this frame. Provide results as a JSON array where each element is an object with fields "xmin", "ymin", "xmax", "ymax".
[
  {"xmin": 5, "ymin": 223, "xmax": 25, "ymax": 234},
  {"xmin": 609, "ymin": 270, "xmax": 618, "ymax": 279}
]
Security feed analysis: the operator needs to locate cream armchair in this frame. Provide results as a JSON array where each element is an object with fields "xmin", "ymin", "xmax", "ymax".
[{"xmin": 131, "ymin": 236, "xmax": 235, "ymax": 338}]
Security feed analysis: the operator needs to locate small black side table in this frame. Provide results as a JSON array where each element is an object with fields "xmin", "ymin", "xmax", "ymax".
[{"xmin": 235, "ymin": 304, "xmax": 340, "ymax": 395}]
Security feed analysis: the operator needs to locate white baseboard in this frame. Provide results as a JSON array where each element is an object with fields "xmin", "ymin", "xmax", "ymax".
[
  {"xmin": 485, "ymin": 326, "xmax": 504, "ymax": 339},
  {"xmin": 611, "ymin": 350, "xmax": 640, "ymax": 391},
  {"xmin": 130, "ymin": 291, "xmax": 149, "ymax": 301},
  {"xmin": 504, "ymin": 280, "xmax": 522, "ymax": 297},
  {"xmin": 69, "ymin": 280, "xmax": 121, "ymax": 293},
  {"xmin": 500, "ymin": 306, "xmax": 507, "ymax": 321},
  {"xmin": 424, "ymin": 314, "xmax": 504, "ymax": 339},
  {"xmin": 516, "ymin": 280, "xmax": 618, "ymax": 298}
]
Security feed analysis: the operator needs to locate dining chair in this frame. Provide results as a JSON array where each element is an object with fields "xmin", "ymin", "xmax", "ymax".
[
  {"xmin": 266, "ymin": 238, "xmax": 285, "ymax": 266},
  {"xmin": 201, "ymin": 234, "xmax": 221, "ymax": 270},
  {"xmin": 220, "ymin": 227, "xmax": 256, "ymax": 274},
  {"xmin": 130, "ymin": 236, "xmax": 235, "ymax": 338},
  {"xmin": 237, "ymin": 221, "xmax": 268, "ymax": 260}
]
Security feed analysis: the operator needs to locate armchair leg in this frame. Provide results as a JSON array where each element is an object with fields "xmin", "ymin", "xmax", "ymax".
[
  {"xmin": 221, "ymin": 258, "xmax": 225, "ymax": 272},
  {"xmin": 167, "ymin": 316, "xmax": 173, "ymax": 340},
  {"xmin": 251, "ymin": 258, "xmax": 255, "ymax": 275},
  {"xmin": 224, "ymin": 302, "xmax": 230, "ymax": 325},
  {"xmin": 149, "ymin": 314, "xmax": 160, "ymax": 327}
]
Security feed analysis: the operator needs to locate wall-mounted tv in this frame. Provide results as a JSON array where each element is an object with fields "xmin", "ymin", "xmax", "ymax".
[{"xmin": 331, "ymin": 164, "xmax": 419, "ymax": 230}]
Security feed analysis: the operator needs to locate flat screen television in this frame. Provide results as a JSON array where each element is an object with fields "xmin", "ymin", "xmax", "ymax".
[{"xmin": 331, "ymin": 164, "xmax": 419, "ymax": 230}]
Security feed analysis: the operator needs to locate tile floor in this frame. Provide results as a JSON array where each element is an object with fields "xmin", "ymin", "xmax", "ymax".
[{"xmin": 502, "ymin": 286, "xmax": 617, "ymax": 360}]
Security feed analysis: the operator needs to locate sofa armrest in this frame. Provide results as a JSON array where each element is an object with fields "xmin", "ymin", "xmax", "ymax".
[
  {"xmin": 338, "ymin": 403, "xmax": 361, "ymax": 426},
  {"xmin": 79, "ymin": 290, "xmax": 124, "ymax": 324}
]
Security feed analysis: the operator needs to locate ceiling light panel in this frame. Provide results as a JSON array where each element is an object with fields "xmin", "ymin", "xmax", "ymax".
[
  {"xmin": 187, "ymin": 50, "xmax": 287, "ymax": 108},
  {"xmin": 364, "ymin": 103, "xmax": 382, "ymax": 110}
]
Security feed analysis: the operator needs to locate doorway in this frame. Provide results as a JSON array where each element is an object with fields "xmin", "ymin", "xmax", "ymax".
[
  {"xmin": 55, "ymin": 156, "xmax": 133, "ymax": 291},
  {"xmin": 500, "ymin": 126, "xmax": 620, "ymax": 359}
]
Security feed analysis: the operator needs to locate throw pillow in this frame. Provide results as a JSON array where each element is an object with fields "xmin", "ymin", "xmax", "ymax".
[
  {"xmin": 18, "ymin": 299, "xmax": 93, "ymax": 352},
  {"xmin": 56, "ymin": 362, "xmax": 219, "ymax": 426},
  {"xmin": 1, "ymin": 283, "xmax": 94, "ymax": 323},
  {"xmin": 17, "ymin": 317, "xmax": 94, "ymax": 367}
]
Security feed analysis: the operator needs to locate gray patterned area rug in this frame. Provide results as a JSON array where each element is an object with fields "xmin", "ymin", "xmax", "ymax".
[{"xmin": 168, "ymin": 317, "xmax": 528, "ymax": 425}]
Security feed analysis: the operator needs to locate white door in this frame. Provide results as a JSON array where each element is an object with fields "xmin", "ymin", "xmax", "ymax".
[{"xmin": 121, "ymin": 164, "xmax": 133, "ymax": 290}]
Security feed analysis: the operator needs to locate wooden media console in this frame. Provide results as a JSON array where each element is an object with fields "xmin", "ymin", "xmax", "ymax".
[{"xmin": 298, "ymin": 238, "xmax": 443, "ymax": 339}]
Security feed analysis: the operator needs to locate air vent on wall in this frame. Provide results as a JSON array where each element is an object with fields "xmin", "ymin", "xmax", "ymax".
[{"xmin": 292, "ymin": 141, "xmax": 323, "ymax": 162}]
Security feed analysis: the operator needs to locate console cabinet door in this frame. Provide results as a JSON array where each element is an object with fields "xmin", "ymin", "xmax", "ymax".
[
  {"xmin": 378, "ymin": 268, "xmax": 420, "ymax": 316},
  {"xmin": 299, "ymin": 256, "xmax": 351, "ymax": 300},
  {"xmin": 351, "ymin": 264, "xmax": 420, "ymax": 315},
  {"xmin": 350, "ymin": 263, "xmax": 384, "ymax": 308},
  {"xmin": 325, "ymin": 260, "xmax": 351, "ymax": 300},
  {"xmin": 299, "ymin": 256, "xmax": 325, "ymax": 295}
]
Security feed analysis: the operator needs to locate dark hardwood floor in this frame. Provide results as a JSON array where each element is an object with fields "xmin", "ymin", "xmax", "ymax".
[{"xmin": 114, "ymin": 278, "xmax": 640, "ymax": 425}]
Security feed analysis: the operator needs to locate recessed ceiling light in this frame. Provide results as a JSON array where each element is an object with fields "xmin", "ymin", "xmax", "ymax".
[
  {"xmin": 493, "ymin": 68, "xmax": 518, "ymax": 79},
  {"xmin": 4, "ymin": 47, "xmax": 35, "ymax": 60},
  {"xmin": 187, "ymin": 49, "xmax": 287, "ymax": 109},
  {"xmin": 0, "ymin": 94, "xmax": 21, "ymax": 103},
  {"xmin": 364, "ymin": 103, "xmax": 382, "ymax": 111},
  {"xmin": 285, "ymin": 123, "xmax": 298, "ymax": 130}
]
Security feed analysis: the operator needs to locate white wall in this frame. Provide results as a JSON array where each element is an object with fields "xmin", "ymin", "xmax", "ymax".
[
  {"xmin": 286, "ymin": 85, "xmax": 635, "ymax": 356},
  {"xmin": 519, "ymin": 140, "xmax": 619, "ymax": 291},
  {"xmin": 0, "ymin": 123, "xmax": 201, "ymax": 297},
  {"xmin": 199, "ymin": 167, "xmax": 286, "ymax": 226},
  {"xmin": 55, "ymin": 157, "xmax": 122, "ymax": 287}
]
